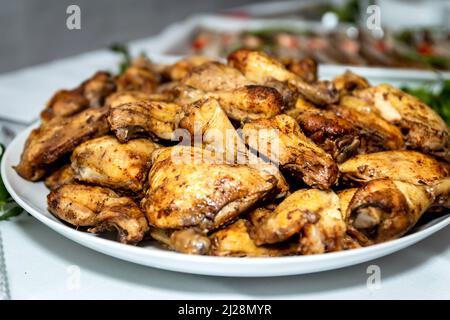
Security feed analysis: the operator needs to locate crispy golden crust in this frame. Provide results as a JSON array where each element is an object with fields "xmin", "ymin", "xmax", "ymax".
[
  {"xmin": 15, "ymin": 107, "xmax": 110, "ymax": 181},
  {"xmin": 47, "ymin": 184, "xmax": 149, "ymax": 244}
]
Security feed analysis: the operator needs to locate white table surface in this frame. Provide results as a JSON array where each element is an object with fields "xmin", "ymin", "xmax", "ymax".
[{"xmin": 1, "ymin": 35, "xmax": 450, "ymax": 300}]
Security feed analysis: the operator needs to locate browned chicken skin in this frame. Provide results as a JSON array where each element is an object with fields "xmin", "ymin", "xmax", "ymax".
[
  {"xmin": 242, "ymin": 114, "xmax": 338, "ymax": 189},
  {"xmin": 286, "ymin": 98, "xmax": 360, "ymax": 162},
  {"xmin": 108, "ymin": 100, "xmax": 186, "ymax": 141},
  {"xmin": 228, "ymin": 49, "xmax": 339, "ymax": 105},
  {"xmin": 141, "ymin": 146, "xmax": 278, "ymax": 232},
  {"xmin": 47, "ymin": 184, "xmax": 149, "ymax": 244},
  {"xmin": 71, "ymin": 136, "xmax": 158, "ymax": 193},
  {"xmin": 332, "ymin": 70, "xmax": 370, "ymax": 96},
  {"xmin": 210, "ymin": 219, "xmax": 296, "ymax": 257},
  {"xmin": 181, "ymin": 61, "xmax": 250, "ymax": 91},
  {"xmin": 328, "ymin": 95, "xmax": 404, "ymax": 153},
  {"xmin": 149, "ymin": 227, "xmax": 211, "ymax": 255},
  {"xmin": 283, "ymin": 57, "xmax": 318, "ymax": 83},
  {"xmin": 41, "ymin": 71, "xmax": 115, "ymax": 121},
  {"xmin": 44, "ymin": 164, "xmax": 76, "ymax": 190},
  {"xmin": 346, "ymin": 178, "xmax": 450, "ymax": 243},
  {"xmin": 339, "ymin": 150, "xmax": 449, "ymax": 186},
  {"xmin": 249, "ymin": 189, "xmax": 346, "ymax": 254},
  {"xmin": 175, "ymin": 85, "xmax": 282, "ymax": 122},
  {"xmin": 179, "ymin": 98, "xmax": 289, "ymax": 197},
  {"xmin": 15, "ymin": 107, "xmax": 110, "ymax": 181},
  {"xmin": 354, "ymin": 84, "xmax": 450, "ymax": 161},
  {"xmin": 115, "ymin": 57, "xmax": 159, "ymax": 93}
]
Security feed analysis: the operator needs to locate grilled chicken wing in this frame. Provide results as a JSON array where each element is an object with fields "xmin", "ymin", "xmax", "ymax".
[
  {"xmin": 108, "ymin": 100, "xmax": 186, "ymax": 142},
  {"xmin": 141, "ymin": 146, "xmax": 278, "ymax": 232},
  {"xmin": 179, "ymin": 98, "xmax": 289, "ymax": 197},
  {"xmin": 249, "ymin": 189, "xmax": 346, "ymax": 254},
  {"xmin": 175, "ymin": 85, "xmax": 282, "ymax": 122},
  {"xmin": 71, "ymin": 136, "xmax": 158, "ymax": 192},
  {"xmin": 47, "ymin": 184, "xmax": 149, "ymax": 243},
  {"xmin": 181, "ymin": 61, "xmax": 250, "ymax": 91},
  {"xmin": 44, "ymin": 164, "xmax": 76, "ymax": 190},
  {"xmin": 15, "ymin": 107, "xmax": 110, "ymax": 181},
  {"xmin": 41, "ymin": 71, "xmax": 115, "ymax": 121},
  {"xmin": 328, "ymin": 95, "xmax": 404, "ymax": 153},
  {"xmin": 354, "ymin": 84, "xmax": 450, "ymax": 161},
  {"xmin": 242, "ymin": 114, "xmax": 338, "ymax": 189},
  {"xmin": 286, "ymin": 98, "xmax": 360, "ymax": 162},
  {"xmin": 346, "ymin": 178, "xmax": 450, "ymax": 243},
  {"xmin": 210, "ymin": 219, "xmax": 296, "ymax": 257},
  {"xmin": 339, "ymin": 150, "xmax": 449, "ymax": 186},
  {"xmin": 228, "ymin": 49, "xmax": 338, "ymax": 105}
]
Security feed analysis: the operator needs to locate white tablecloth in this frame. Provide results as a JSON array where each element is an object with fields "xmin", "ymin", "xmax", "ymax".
[{"xmin": 1, "ymin": 38, "xmax": 450, "ymax": 300}]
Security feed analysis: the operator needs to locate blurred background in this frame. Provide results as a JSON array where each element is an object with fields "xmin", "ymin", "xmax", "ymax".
[
  {"xmin": 1, "ymin": 0, "xmax": 450, "ymax": 73},
  {"xmin": 0, "ymin": 0, "xmax": 271, "ymax": 72}
]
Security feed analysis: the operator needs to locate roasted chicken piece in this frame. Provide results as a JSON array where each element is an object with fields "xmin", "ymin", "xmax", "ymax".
[
  {"xmin": 105, "ymin": 90, "xmax": 169, "ymax": 109},
  {"xmin": 210, "ymin": 219, "xmax": 296, "ymax": 257},
  {"xmin": 249, "ymin": 189, "xmax": 347, "ymax": 254},
  {"xmin": 47, "ymin": 184, "xmax": 149, "ymax": 244},
  {"xmin": 108, "ymin": 100, "xmax": 185, "ymax": 142},
  {"xmin": 283, "ymin": 57, "xmax": 318, "ymax": 83},
  {"xmin": 71, "ymin": 136, "xmax": 158, "ymax": 193},
  {"xmin": 179, "ymin": 98, "xmax": 289, "ymax": 197},
  {"xmin": 159, "ymin": 56, "xmax": 216, "ymax": 81},
  {"xmin": 285, "ymin": 98, "xmax": 360, "ymax": 162},
  {"xmin": 141, "ymin": 146, "xmax": 278, "ymax": 232},
  {"xmin": 41, "ymin": 71, "xmax": 115, "ymax": 121},
  {"xmin": 346, "ymin": 177, "xmax": 450, "ymax": 243},
  {"xmin": 175, "ymin": 85, "xmax": 282, "ymax": 122},
  {"xmin": 332, "ymin": 70, "xmax": 370, "ymax": 96},
  {"xmin": 328, "ymin": 95, "xmax": 404, "ymax": 152},
  {"xmin": 44, "ymin": 164, "xmax": 76, "ymax": 190},
  {"xmin": 82, "ymin": 71, "xmax": 116, "ymax": 107},
  {"xmin": 242, "ymin": 114, "xmax": 338, "ymax": 189},
  {"xmin": 41, "ymin": 89, "xmax": 88, "ymax": 122},
  {"xmin": 354, "ymin": 84, "xmax": 450, "ymax": 161},
  {"xmin": 339, "ymin": 150, "xmax": 450, "ymax": 186},
  {"xmin": 149, "ymin": 227, "xmax": 211, "ymax": 255},
  {"xmin": 116, "ymin": 57, "xmax": 159, "ymax": 93},
  {"xmin": 181, "ymin": 61, "xmax": 250, "ymax": 91},
  {"xmin": 15, "ymin": 107, "xmax": 110, "ymax": 181},
  {"xmin": 228, "ymin": 49, "xmax": 338, "ymax": 105}
]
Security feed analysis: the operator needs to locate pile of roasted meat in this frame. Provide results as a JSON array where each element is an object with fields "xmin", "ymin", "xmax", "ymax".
[{"xmin": 14, "ymin": 49, "xmax": 450, "ymax": 256}]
